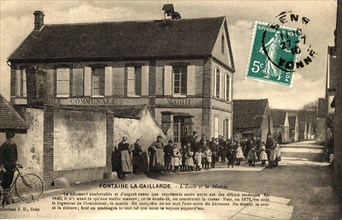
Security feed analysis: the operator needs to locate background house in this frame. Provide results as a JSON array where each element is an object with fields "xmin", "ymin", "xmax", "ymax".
[
  {"xmin": 297, "ymin": 110, "xmax": 316, "ymax": 141},
  {"xmin": 287, "ymin": 111, "xmax": 299, "ymax": 142},
  {"xmin": 316, "ymin": 98, "xmax": 328, "ymax": 144},
  {"xmin": 270, "ymin": 109, "xmax": 290, "ymax": 144},
  {"xmin": 233, "ymin": 99, "xmax": 273, "ymax": 142}
]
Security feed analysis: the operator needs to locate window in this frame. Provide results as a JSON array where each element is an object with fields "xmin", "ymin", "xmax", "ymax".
[
  {"xmin": 223, "ymin": 119, "xmax": 228, "ymax": 139},
  {"xmin": 17, "ymin": 69, "xmax": 27, "ymax": 98},
  {"xmin": 127, "ymin": 66, "xmax": 142, "ymax": 96},
  {"xmin": 92, "ymin": 67, "xmax": 105, "ymax": 96},
  {"xmin": 135, "ymin": 67, "xmax": 142, "ymax": 96},
  {"xmin": 173, "ymin": 116, "xmax": 192, "ymax": 142},
  {"xmin": 56, "ymin": 68, "xmax": 70, "ymax": 97},
  {"xmin": 215, "ymin": 68, "xmax": 220, "ymax": 98},
  {"xmin": 226, "ymin": 75, "xmax": 230, "ymax": 101},
  {"xmin": 221, "ymin": 34, "xmax": 225, "ymax": 54},
  {"xmin": 173, "ymin": 66, "xmax": 187, "ymax": 96},
  {"xmin": 214, "ymin": 116, "xmax": 219, "ymax": 138},
  {"xmin": 173, "ymin": 119, "xmax": 180, "ymax": 143},
  {"xmin": 228, "ymin": 119, "xmax": 231, "ymax": 138}
]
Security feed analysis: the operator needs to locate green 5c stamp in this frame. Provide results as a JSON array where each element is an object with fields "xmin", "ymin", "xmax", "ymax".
[{"xmin": 246, "ymin": 22, "xmax": 301, "ymax": 86}]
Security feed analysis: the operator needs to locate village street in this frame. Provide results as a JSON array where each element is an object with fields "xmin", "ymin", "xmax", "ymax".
[{"xmin": 1, "ymin": 141, "xmax": 341, "ymax": 219}]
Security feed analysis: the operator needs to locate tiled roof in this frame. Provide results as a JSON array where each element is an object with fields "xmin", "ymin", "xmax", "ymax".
[
  {"xmin": 270, "ymin": 109, "xmax": 287, "ymax": 127},
  {"xmin": 9, "ymin": 17, "xmax": 225, "ymax": 62},
  {"xmin": 233, "ymin": 99, "xmax": 269, "ymax": 130},
  {"xmin": 0, "ymin": 94, "xmax": 28, "ymax": 133}
]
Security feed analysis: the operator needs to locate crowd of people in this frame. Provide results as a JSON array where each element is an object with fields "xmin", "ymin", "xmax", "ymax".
[{"xmin": 112, "ymin": 132, "xmax": 282, "ymax": 181}]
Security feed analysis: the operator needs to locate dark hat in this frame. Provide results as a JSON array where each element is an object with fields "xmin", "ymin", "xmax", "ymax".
[{"xmin": 6, "ymin": 131, "xmax": 15, "ymax": 139}]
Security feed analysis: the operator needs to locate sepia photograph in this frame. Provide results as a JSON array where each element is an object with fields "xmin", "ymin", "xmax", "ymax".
[{"xmin": 0, "ymin": 0, "xmax": 341, "ymax": 219}]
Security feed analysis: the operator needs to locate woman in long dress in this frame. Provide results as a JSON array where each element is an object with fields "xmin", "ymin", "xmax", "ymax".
[
  {"xmin": 118, "ymin": 136, "xmax": 133, "ymax": 180},
  {"xmin": 150, "ymin": 135, "xmax": 165, "ymax": 172}
]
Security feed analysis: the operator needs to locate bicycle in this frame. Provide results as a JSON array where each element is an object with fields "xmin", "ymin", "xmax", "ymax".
[{"xmin": 0, "ymin": 164, "xmax": 44, "ymax": 206}]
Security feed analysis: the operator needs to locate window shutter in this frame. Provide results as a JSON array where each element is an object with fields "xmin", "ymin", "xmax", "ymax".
[
  {"xmin": 141, "ymin": 65, "xmax": 149, "ymax": 96},
  {"xmin": 16, "ymin": 69, "xmax": 21, "ymax": 97},
  {"xmin": 213, "ymin": 68, "xmax": 216, "ymax": 97},
  {"xmin": 46, "ymin": 69, "xmax": 55, "ymax": 98},
  {"xmin": 105, "ymin": 66, "xmax": 113, "ymax": 96},
  {"xmin": 187, "ymin": 65, "xmax": 195, "ymax": 96},
  {"xmin": 84, "ymin": 67, "xmax": 91, "ymax": 96},
  {"xmin": 127, "ymin": 67, "xmax": 135, "ymax": 95},
  {"xmin": 164, "ymin": 65, "xmax": 172, "ymax": 95}
]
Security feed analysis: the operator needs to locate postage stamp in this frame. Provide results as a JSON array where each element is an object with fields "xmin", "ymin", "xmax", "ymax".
[{"xmin": 246, "ymin": 22, "xmax": 301, "ymax": 86}]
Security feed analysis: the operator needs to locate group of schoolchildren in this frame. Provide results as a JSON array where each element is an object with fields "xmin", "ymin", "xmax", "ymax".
[
  {"xmin": 113, "ymin": 133, "xmax": 282, "ymax": 180},
  {"xmin": 240, "ymin": 134, "xmax": 282, "ymax": 168},
  {"xmin": 160, "ymin": 132, "xmax": 282, "ymax": 173}
]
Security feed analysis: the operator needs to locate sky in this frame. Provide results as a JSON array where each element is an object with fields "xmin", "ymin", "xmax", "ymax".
[{"xmin": 0, "ymin": 0, "xmax": 337, "ymax": 109}]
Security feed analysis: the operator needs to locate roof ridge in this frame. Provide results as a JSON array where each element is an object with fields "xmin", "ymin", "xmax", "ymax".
[{"xmin": 44, "ymin": 16, "xmax": 225, "ymax": 27}]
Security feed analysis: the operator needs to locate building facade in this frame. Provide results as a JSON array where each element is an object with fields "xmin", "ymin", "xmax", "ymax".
[
  {"xmin": 233, "ymin": 99, "xmax": 273, "ymax": 142},
  {"xmin": 7, "ymin": 11, "xmax": 235, "ymax": 184}
]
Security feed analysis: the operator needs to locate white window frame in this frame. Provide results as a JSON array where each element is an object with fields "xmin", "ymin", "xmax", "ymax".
[
  {"xmin": 172, "ymin": 66, "xmax": 187, "ymax": 97},
  {"xmin": 56, "ymin": 68, "xmax": 70, "ymax": 98},
  {"xmin": 19, "ymin": 69, "xmax": 27, "ymax": 98},
  {"xmin": 228, "ymin": 119, "xmax": 232, "ymax": 138},
  {"xmin": 91, "ymin": 67, "xmax": 105, "ymax": 97},
  {"xmin": 215, "ymin": 68, "xmax": 221, "ymax": 98},
  {"xmin": 225, "ymin": 74, "xmax": 232, "ymax": 102},
  {"xmin": 127, "ymin": 66, "xmax": 142, "ymax": 97},
  {"xmin": 214, "ymin": 116, "xmax": 219, "ymax": 138}
]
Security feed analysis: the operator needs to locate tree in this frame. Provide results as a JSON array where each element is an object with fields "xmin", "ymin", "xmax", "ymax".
[{"xmin": 302, "ymin": 100, "xmax": 319, "ymax": 111}]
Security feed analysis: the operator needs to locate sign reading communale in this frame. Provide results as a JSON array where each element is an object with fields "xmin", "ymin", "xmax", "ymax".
[{"xmin": 50, "ymin": 98, "xmax": 117, "ymax": 106}]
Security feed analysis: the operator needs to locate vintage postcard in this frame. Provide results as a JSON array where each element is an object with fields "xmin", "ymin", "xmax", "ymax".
[{"xmin": 0, "ymin": 0, "xmax": 341, "ymax": 219}]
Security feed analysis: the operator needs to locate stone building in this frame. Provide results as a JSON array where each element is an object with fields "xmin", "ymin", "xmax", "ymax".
[
  {"xmin": 270, "ymin": 109, "xmax": 290, "ymax": 144},
  {"xmin": 6, "ymin": 10, "xmax": 235, "ymax": 184},
  {"xmin": 297, "ymin": 110, "xmax": 316, "ymax": 141},
  {"xmin": 233, "ymin": 99, "xmax": 272, "ymax": 142}
]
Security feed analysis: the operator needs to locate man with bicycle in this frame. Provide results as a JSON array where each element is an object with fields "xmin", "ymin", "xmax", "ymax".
[{"xmin": 0, "ymin": 131, "xmax": 18, "ymax": 195}]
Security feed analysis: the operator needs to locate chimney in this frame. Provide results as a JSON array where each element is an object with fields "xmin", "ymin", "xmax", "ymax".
[{"xmin": 33, "ymin": 11, "xmax": 45, "ymax": 31}]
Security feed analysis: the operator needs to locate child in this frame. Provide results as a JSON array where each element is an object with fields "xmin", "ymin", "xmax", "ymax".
[
  {"xmin": 194, "ymin": 148, "xmax": 203, "ymax": 171},
  {"xmin": 247, "ymin": 145, "xmax": 257, "ymax": 166},
  {"xmin": 180, "ymin": 145, "xmax": 187, "ymax": 172},
  {"xmin": 171, "ymin": 144, "xmax": 180, "ymax": 172},
  {"xmin": 203, "ymin": 146, "xmax": 212, "ymax": 170},
  {"xmin": 185, "ymin": 144, "xmax": 195, "ymax": 172},
  {"xmin": 235, "ymin": 143, "xmax": 245, "ymax": 165},
  {"xmin": 226, "ymin": 147, "xmax": 236, "ymax": 168},
  {"xmin": 273, "ymin": 142, "xmax": 281, "ymax": 167},
  {"xmin": 258, "ymin": 145, "xmax": 268, "ymax": 167}
]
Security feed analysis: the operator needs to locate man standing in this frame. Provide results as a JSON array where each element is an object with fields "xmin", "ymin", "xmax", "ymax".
[
  {"xmin": 164, "ymin": 140, "xmax": 173, "ymax": 173},
  {"xmin": 265, "ymin": 134, "xmax": 274, "ymax": 168},
  {"xmin": 117, "ymin": 136, "xmax": 132, "ymax": 180},
  {"xmin": 210, "ymin": 137, "xmax": 219, "ymax": 168},
  {"xmin": 0, "ymin": 131, "xmax": 18, "ymax": 190}
]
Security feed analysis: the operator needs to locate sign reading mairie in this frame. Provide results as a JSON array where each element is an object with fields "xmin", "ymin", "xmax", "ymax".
[{"xmin": 167, "ymin": 98, "xmax": 193, "ymax": 105}]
